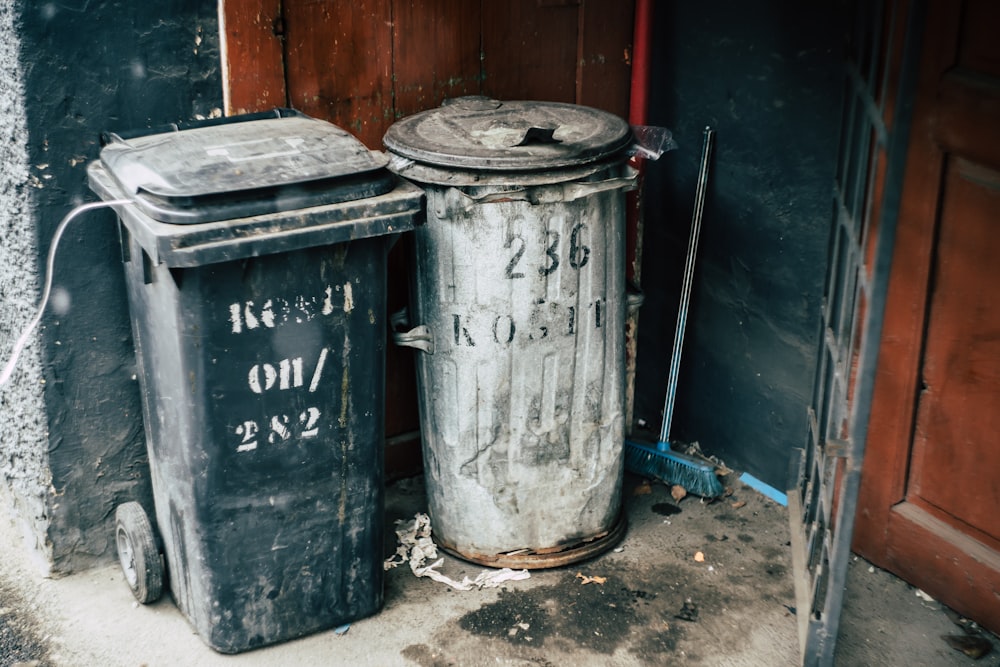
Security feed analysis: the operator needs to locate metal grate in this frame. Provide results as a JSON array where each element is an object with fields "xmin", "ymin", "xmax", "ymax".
[{"xmin": 787, "ymin": 1, "xmax": 925, "ymax": 664}]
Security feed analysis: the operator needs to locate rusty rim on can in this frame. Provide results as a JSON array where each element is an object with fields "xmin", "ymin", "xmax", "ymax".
[{"xmin": 435, "ymin": 513, "xmax": 627, "ymax": 570}]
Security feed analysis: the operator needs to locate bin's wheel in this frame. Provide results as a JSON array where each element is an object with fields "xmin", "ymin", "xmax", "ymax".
[{"xmin": 114, "ymin": 501, "xmax": 164, "ymax": 604}]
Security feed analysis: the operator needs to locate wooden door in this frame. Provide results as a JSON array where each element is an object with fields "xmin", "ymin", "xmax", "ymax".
[{"xmin": 853, "ymin": 0, "xmax": 1000, "ymax": 633}]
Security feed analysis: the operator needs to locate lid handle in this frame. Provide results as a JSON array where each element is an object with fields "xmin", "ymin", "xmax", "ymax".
[
  {"xmin": 99, "ymin": 108, "xmax": 303, "ymax": 146},
  {"xmin": 516, "ymin": 126, "xmax": 561, "ymax": 146}
]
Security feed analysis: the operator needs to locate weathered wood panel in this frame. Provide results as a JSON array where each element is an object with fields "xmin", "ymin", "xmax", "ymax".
[
  {"xmin": 282, "ymin": 1, "xmax": 395, "ymax": 148},
  {"xmin": 857, "ymin": 0, "xmax": 1000, "ymax": 634},
  {"xmin": 221, "ymin": 1, "xmax": 286, "ymax": 114},
  {"xmin": 392, "ymin": 0, "xmax": 483, "ymax": 117},
  {"xmin": 577, "ymin": 0, "xmax": 633, "ymax": 118},
  {"xmin": 482, "ymin": 1, "xmax": 580, "ymax": 103}
]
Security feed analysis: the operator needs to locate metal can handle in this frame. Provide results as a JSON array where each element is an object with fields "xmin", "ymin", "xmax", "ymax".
[
  {"xmin": 556, "ymin": 172, "xmax": 639, "ymax": 201},
  {"xmin": 450, "ymin": 166, "xmax": 639, "ymax": 208},
  {"xmin": 390, "ymin": 308, "xmax": 434, "ymax": 354}
]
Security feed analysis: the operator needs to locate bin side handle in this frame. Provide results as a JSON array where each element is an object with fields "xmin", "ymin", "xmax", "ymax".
[
  {"xmin": 558, "ymin": 172, "xmax": 638, "ymax": 201},
  {"xmin": 391, "ymin": 308, "xmax": 434, "ymax": 354},
  {"xmin": 451, "ymin": 167, "xmax": 638, "ymax": 208}
]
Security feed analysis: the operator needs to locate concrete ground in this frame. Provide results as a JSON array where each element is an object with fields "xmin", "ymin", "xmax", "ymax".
[{"xmin": 1, "ymin": 472, "xmax": 996, "ymax": 667}]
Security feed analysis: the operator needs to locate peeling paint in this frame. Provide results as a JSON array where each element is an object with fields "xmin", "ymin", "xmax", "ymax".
[{"xmin": 343, "ymin": 281, "xmax": 354, "ymax": 313}]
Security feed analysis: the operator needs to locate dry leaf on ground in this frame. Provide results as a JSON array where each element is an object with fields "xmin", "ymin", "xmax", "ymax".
[{"xmin": 633, "ymin": 481, "xmax": 653, "ymax": 496}]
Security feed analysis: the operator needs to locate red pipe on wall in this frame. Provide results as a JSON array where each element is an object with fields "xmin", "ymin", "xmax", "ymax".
[
  {"xmin": 626, "ymin": 0, "xmax": 652, "ymax": 284},
  {"xmin": 629, "ymin": 0, "xmax": 652, "ymax": 129},
  {"xmin": 624, "ymin": 0, "xmax": 653, "ymax": 435}
]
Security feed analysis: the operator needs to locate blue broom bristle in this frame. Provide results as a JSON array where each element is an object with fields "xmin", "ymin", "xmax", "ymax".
[{"xmin": 624, "ymin": 440, "xmax": 725, "ymax": 498}]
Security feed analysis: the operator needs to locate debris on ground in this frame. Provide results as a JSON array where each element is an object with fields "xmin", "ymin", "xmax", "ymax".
[
  {"xmin": 675, "ymin": 598, "xmax": 699, "ymax": 622},
  {"xmin": 384, "ymin": 513, "xmax": 530, "ymax": 591},
  {"xmin": 940, "ymin": 608, "xmax": 994, "ymax": 659},
  {"xmin": 731, "ymin": 500, "xmax": 747, "ymax": 509},
  {"xmin": 671, "ymin": 485, "xmax": 687, "ymax": 502},
  {"xmin": 575, "ymin": 572, "xmax": 607, "ymax": 586},
  {"xmin": 941, "ymin": 633, "xmax": 993, "ymax": 659},
  {"xmin": 694, "ymin": 551, "xmax": 705, "ymax": 563},
  {"xmin": 944, "ymin": 607, "xmax": 985, "ymax": 634},
  {"xmin": 507, "ymin": 622, "xmax": 531, "ymax": 638},
  {"xmin": 673, "ymin": 441, "xmax": 734, "ymax": 480},
  {"xmin": 633, "ymin": 480, "xmax": 653, "ymax": 496},
  {"xmin": 915, "ymin": 589, "xmax": 935, "ymax": 603},
  {"xmin": 0, "ymin": 583, "xmax": 49, "ymax": 665}
]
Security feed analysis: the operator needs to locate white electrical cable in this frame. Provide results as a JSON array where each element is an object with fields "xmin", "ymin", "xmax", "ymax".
[{"xmin": 0, "ymin": 199, "xmax": 132, "ymax": 388}]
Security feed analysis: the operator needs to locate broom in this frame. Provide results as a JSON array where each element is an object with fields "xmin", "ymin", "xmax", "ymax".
[{"xmin": 624, "ymin": 126, "xmax": 724, "ymax": 498}]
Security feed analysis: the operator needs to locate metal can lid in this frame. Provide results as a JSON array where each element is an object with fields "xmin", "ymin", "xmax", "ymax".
[{"xmin": 383, "ymin": 97, "xmax": 632, "ymax": 171}]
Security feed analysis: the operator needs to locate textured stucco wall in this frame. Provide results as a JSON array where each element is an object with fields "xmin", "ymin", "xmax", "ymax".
[
  {"xmin": 0, "ymin": 0, "xmax": 52, "ymax": 574},
  {"xmin": 635, "ymin": 1, "xmax": 843, "ymax": 488},
  {"xmin": 1, "ymin": 0, "xmax": 221, "ymax": 574}
]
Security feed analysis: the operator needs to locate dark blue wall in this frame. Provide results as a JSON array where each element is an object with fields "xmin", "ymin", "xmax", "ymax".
[
  {"xmin": 20, "ymin": 0, "xmax": 221, "ymax": 571},
  {"xmin": 635, "ymin": 1, "xmax": 843, "ymax": 488}
]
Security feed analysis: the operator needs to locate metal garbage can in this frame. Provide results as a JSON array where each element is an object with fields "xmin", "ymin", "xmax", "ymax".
[
  {"xmin": 87, "ymin": 109, "xmax": 423, "ymax": 653},
  {"xmin": 384, "ymin": 97, "xmax": 636, "ymax": 569}
]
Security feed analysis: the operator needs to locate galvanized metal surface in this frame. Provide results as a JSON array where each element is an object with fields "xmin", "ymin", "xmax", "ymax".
[
  {"xmin": 398, "ymin": 164, "xmax": 633, "ymax": 563},
  {"xmin": 436, "ymin": 512, "xmax": 627, "ymax": 570}
]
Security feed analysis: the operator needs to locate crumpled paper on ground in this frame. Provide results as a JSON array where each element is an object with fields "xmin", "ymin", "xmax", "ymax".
[{"xmin": 384, "ymin": 513, "xmax": 530, "ymax": 591}]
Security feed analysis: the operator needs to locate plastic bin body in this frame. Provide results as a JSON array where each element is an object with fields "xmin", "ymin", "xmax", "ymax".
[
  {"xmin": 385, "ymin": 99, "xmax": 635, "ymax": 566},
  {"xmin": 120, "ymin": 236, "xmax": 387, "ymax": 652},
  {"xmin": 88, "ymin": 111, "xmax": 422, "ymax": 652}
]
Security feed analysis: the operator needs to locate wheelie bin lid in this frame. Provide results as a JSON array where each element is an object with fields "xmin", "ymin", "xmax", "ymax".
[
  {"xmin": 98, "ymin": 109, "xmax": 395, "ymax": 224},
  {"xmin": 383, "ymin": 97, "xmax": 633, "ymax": 171}
]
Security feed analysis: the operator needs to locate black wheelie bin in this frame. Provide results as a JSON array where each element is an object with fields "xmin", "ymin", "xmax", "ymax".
[{"xmin": 87, "ymin": 109, "xmax": 423, "ymax": 653}]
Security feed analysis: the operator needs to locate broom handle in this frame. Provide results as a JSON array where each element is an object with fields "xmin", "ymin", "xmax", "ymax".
[{"xmin": 661, "ymin": 126, "xmax": 715, "ymax": 444}]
